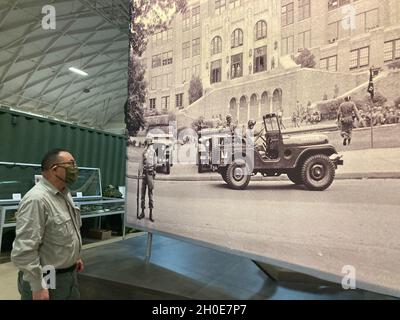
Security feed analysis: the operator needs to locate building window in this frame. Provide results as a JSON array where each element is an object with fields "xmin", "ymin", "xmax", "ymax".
[
  {"xmin": 149, "ymin": 98, "xmax": 156, "ymax": 109},
  {"xmin": 365, "ymin": 9, "xmax": 379, "ymax": 32},
  {"xmin": 162, "ymin": 51, "xmax": 173, "ymax": 65},
  {"xmin": 176, "ymin": 93, "xmax": 184, "ymax": 108},
  {"xmin": 328, "ymin": 0, "xmax": 350, "ymax": 11},
  {"xmin": 192, "ymin": 6, "xmax": 200, "ymax": 28},
  {"xmin": 298, "ymin": 30, "xmax": 311, "ymax": 49},
  {"xmin": 192, "ymin": 64, "xmax": 200, "ymax": 77},
  {"xmin": 281, "ymin": 35, "xmax": 294, "ymax": 55},
  {"xmin": 161, "ymin": 96, "xmax": 170, "ymax": 110},
  {"xmin": 231, "ymin": 53, "xmax": 243, "ymax": 78},
  {"xmin": 211, "ymin": 36, "xmax": 222, "ymax": 55},
  {"xmin": 153, "ymin": 29, "xmax": 173, "ymax": 45},
  {"xmin": 161, "ymin": 74, "xmax": 172, "ymax": 88},
  {"xmin": 192, "ymin": 38, "xmax": 200, "ymax": 56},
  {"xmin": 327, "ymin": 22, "xmax": 338, "ymax": 43},
  {"xmin": 231, "ymin": 28, "xmax": 243, "ymax": 48},
  {"xmin": 384, "ymin": 39, "xmax": 400, "ymax": 62},
  {"xmin": 183, "ymin": 41, "xmax": 190, "ymax": 59},
  {"xmin": 254, "ymin": 46, "xmax": 267, "ymax": 73},
  {"xmin": 183, "ymin": 10, "xmax": 190, "ymax": 31},
  {"xmin": 151, "ymin": 77, "xmax": 156, "ymax": 90},
  {"xmin": 229, "ymin": 0, "xmax": 241, "ymax": 9},
  {"xmin": 299, "ymin": 0, "xmax": 310, "ymax": 21},
  {"xmin": 281, "ymin": 3, "xmax": 294, "ymax": 27},
  {"xmin": 255, "ymin": 20, "xmax": 267, "ymax": 40},
  {"xmin": 183, "ymin": 67, "xmax": 191, "ymax": 82},
  {"xmin": 152, "ymin": 54, "xmax": 161, "ymax": 68},
  {"xmin": 215, "ymin": 0, "xmax": 226, "ymax": 14},
  {"xmin": 350, "ymin": 47, "xmax": 369, "ymax": 70},
  {"xmin": 210, "ymin": 59, "xmax": 222, "ymax": 84},
  {"xmin": 327, "ymin": 19, "xmax": 351, "ymax": 43},
  {"xmin": 320, "ymin": 55, "xmax": 338, "ymax": 72}
]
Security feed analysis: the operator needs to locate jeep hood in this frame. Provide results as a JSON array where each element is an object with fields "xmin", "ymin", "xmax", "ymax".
[{"xmin": 283, "ymin": 133, "xmax": 329, "ymax": 146}]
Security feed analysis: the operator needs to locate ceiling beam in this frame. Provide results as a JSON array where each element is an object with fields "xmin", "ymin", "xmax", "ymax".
[
  {"xmin": 0, "ymin": 20, "xmax": 38, "ymax": 85},
  {"xmin": 15, "ymin": 18, "xmax": 84, "ymax": 107},
  {"xmin": 0, "ymin": 0, "xmax": 18, "ymax": 30}
]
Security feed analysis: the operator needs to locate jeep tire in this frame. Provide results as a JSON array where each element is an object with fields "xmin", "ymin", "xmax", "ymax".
[
  {"xmin": 220, "ymin": 167, "xmax": 228, "ymax": 183},
  {"xmin": 225, "ymin": 162, "xmax": 251, "ymax": 190},
  {"xmin": 301, "ymin": 154, "xmax": 335, "ymax": 191}
]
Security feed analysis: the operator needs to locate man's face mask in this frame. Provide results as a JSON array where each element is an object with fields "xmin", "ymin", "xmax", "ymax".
[
  {"xmin": 53, "ymin": 162, "xmax": 79, "ymax": 184},
  {"xmin": 64, "ymin": 165, "xmax": 79, "ymax": 184}
]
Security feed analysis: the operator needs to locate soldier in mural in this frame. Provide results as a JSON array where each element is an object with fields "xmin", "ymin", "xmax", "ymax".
[
  {"xmin": 138, "ymin": 137, "xmax": 157, "ymax": 222},
  {"xmin": 337, "ymin": 96, "xmax": 360, "ymax": 146}
]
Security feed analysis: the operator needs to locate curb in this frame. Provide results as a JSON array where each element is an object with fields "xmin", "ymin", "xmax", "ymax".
[{"xmin": 127, "ymin": 172, "xmax": 400, "ymax": 182}]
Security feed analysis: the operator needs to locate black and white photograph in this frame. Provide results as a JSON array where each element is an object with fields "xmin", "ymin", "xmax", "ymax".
[
  {"xmin": 125, "ymin": 0, "xmax": 400, "ymax": 298},
  {"xmin": 0, "ymin": 0, "xmax": 399, "ymax": 302}
]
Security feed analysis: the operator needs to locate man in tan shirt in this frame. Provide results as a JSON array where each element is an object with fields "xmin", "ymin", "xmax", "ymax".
[{"xmin": 11, "ymin": 149, "xmax": 84, "ymax": 300}]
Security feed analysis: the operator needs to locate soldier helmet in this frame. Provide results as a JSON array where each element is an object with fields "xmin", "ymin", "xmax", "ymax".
[
  {"xmin": 344, "ymin": 96, "xmax": 351, "ymax": 102},
  {"xmin": 248, "ymin": 120, "xmax": 256, "ymax": 128},
  {"xmin": 226, "ymin": 114, "xmax": 232, "ymax": 120}
]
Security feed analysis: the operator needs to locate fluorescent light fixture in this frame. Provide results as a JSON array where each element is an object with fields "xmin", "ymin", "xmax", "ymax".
[{"xmin": 68, "ymin": 67, "xmax": 88, "ymax": 76}]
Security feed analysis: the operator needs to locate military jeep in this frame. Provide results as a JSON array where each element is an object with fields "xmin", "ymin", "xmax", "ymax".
[
  {"xmin": 216, "ymin": 113, "xmax": 343, "ymax": 191},
  {"xmin": 152, "ymin": 134, "xmax": 174, "ymax": 174},
  {"xmin": 197, "ymin": 128, "xmax": 231, "ymax": 173}
]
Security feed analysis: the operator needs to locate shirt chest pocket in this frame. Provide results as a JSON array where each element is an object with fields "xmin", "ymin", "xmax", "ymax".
[{"xmin": 48, "ymin": 213, "xmax": 74, "ymax": 246}]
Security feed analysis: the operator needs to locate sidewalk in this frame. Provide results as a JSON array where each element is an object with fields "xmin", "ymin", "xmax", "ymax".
[{"xmin": 127, "ymin": 147, "xmax": 400, "ymax": 182}]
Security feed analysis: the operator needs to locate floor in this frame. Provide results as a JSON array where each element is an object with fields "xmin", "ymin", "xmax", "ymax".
[
  {"xmin": 78, "ymin": 234, "xmax": 396, "ymax": 300},
  {"xmin": 0, "ymin": 233, "xmax": 396, "ymax": 300}
]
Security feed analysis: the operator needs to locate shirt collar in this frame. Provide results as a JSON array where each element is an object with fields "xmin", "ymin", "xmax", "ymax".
[{"xmin": 40, "ymin": 177, "xmax": 64, "ymax": 196}]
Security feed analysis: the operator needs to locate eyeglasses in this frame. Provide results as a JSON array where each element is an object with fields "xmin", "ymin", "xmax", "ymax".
[{"xmin": 53, "ymin": 161, "xmax": 77, "ymax": 168}]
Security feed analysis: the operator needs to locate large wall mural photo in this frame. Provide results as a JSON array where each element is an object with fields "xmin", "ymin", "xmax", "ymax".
[{"xmin": 125, "ymin": 0, "xmax": 400, "ymax": 298}]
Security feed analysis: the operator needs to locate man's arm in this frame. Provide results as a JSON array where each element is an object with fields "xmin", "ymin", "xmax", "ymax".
[{"xmin": 11, "ymin": 197, "xmax": 46, "ymax": 293}]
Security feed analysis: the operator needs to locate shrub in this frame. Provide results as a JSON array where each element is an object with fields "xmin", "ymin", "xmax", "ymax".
[{"xmin": 294, "ymin": 48, "xmax": 316, "ymax": 68}]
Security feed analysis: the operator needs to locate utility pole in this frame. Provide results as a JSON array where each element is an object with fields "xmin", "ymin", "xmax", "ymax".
[{"xmin": 367, "ymin": 67, "xmax": 375, "ymax": 149}]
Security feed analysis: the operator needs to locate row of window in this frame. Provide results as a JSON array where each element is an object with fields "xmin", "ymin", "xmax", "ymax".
[
  {"xmin": 183, "ymin": 65, "xmax": 201, "ymax": 83},
  {"xmin": 150, "ymin": 65, "xmax": 201, "ymax": 90},
  {"xmin": 150, "ymin": 73, "xmax": 173, "ymax": 90},
  {"xmin": 152, "ymin": 51, "xmax": 173, "ymax": 68},
  {"xmin": 319, "ymin": 48, "xmax": 368, "ymax": 71},
  {"xmin": 210, "ymin": 46, "xmax": 268, "ymax": 84},
  {"xmin": 151, "ymin": 29, "xmax": 173, "ymax": 46},
  {"xmin": 210, "ymin": 41, "xmax": 398, "ymax": 81},
  {"xmin": 327, "ymin": 9, "xmax": 379, "ymax": 43},
  {"xmin": 215, "ymin": 0, "xmax": 242, "ymax": 15},
  {"xmin": 320, "ymin": 44, "xmax": 383, "ymax": 72},
  {"xmin": 209, "ymin": 21, "xmax": 267, "ymax": 56},
  {"xmin": 149, "ymin": 94, "xmax": 184, "ymax": 110},
  {"xmin": 182, "ymin": 6, "xmax": 200, "ymax": 32},
  {"xmin": 281, "ymin": 0, "xmax": 310, "ymax": 27},
  {"xmin": 281, "ymin": 30, "xmax": 311, "ymax": 55},
  {"xmin": 182, "ymin": 38, "xmax": 201, "ymax": 59}
]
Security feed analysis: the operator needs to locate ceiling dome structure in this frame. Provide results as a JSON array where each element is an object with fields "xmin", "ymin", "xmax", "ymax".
[{"xmin": 0, "ymin": 0, "xmax": 129, "ymax": 131}]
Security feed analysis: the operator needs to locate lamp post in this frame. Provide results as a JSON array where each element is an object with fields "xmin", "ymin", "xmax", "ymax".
[{"xmin": 367, "ymin": 67, "xmax": 375, "ymax": 148}]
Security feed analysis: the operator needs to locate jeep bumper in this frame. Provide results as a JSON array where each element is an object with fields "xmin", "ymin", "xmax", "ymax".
[{"xmin": 330, "ymin": 154, "xmax": 344, "ymax": 168}]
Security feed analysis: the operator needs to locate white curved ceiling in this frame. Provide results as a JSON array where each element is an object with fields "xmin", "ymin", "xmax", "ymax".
[{"xmin": 0, "ymin": 0, "xmax": 128, "ymax": 129}]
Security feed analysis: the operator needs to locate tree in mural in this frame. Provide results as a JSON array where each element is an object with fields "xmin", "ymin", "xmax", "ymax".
[
  {"xmin": 295, "ymin": 48, "xmax": 316, "ymax": 69},
  {"xmin": 124, "ymin": 57, "xmax": 146, "ymax": 136},
  {"xmin": 188, "ymin": 76, "xmax": 203, "ymax": 105},
  {"xmin": 126, "ymin": 0, "xmax": 187, "ymax": 136}
]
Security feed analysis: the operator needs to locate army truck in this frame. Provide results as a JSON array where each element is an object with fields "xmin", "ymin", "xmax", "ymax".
[
  {"xmin": 152, "ymin": 133, "xmax": 174, "ymax": 174},
  {"xmin": 216, "ymin": 113, "xmax": 343, "ymax": 190}
]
